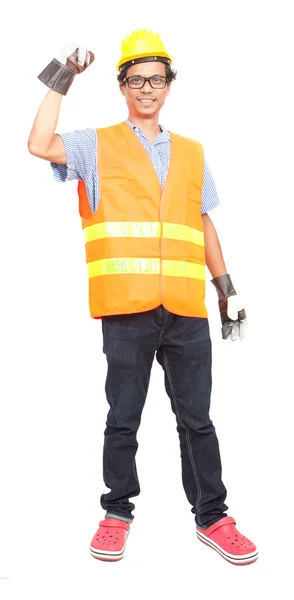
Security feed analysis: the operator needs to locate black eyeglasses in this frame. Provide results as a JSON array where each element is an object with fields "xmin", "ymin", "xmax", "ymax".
[{"xmin": 123, "ymin": 75, "xmax": 168, "ymax": 89}]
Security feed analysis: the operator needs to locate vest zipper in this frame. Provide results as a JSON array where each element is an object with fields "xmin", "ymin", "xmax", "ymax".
[{"xmin": 159, "ymin": 191, "xmax": 163, "ymax": 305}]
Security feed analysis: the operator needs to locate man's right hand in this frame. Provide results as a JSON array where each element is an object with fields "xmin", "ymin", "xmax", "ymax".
[{"xmin": 37, "ymin": 43, "xmax": 95, "ymax": 96}]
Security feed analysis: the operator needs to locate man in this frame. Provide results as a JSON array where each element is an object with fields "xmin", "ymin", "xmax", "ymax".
[{"xmin": 28, "ymin": 29, "xmax": 257, "ymax": 565}]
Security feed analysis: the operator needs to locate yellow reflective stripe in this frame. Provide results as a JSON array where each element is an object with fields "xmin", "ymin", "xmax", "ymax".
[
  {"xmin": 162, "ymin": 223, "xmax": 204, "ymax": 246},
  {"xmin": 84, "ymin": 221, "xmax": 203, "ymax": 246},
  {"xmin": 88, "ymin": 257, "xmax": 161, "ymax": 278},
  {"xmin": 84, "ymin": 222, "xmax": 160, "ymax": 243},
  {"xmin": 162, "ymin": 260, "xmax": 205, "ymax": 280},
  {"xmin": 88, "ymin": 258, "xmax": 205, "ymax": 280}
]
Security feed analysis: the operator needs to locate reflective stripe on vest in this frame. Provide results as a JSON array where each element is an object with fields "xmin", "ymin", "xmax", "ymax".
[
  {"xmin": 87, "ymin": 257, "xmax": 205, "ymax": 280},
  {"xmin": 77, "ymin": 122, "xmax": 207, "ymax": 318},
  {"xmin": 84, "ymin": 221, "xmax": 204, "ymax": 247}
]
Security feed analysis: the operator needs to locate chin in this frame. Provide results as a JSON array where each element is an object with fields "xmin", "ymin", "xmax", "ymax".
[{"xmin": 137, "ymin": 106, "xmax": 158, "ymax": 116}]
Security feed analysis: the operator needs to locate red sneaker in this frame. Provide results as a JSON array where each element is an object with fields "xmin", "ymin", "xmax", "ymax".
[
  {"xmin": 90, "ymin": 518, "xmax": 130, "ymax": 562},
  {"xmin": 196, "ymin": 516, "xmax": 258, "ymax": 565}
]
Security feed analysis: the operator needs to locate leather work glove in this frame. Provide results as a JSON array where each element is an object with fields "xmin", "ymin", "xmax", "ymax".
[
  {"xmin": 211, "ymin": 274, "xmax": 248, "ymax": 341},
  {"xmin": 37, "ymin": 43, "xmax": 95, "ymax": 95}
]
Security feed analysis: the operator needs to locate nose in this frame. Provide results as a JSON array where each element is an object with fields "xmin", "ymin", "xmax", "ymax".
[{"xmin": 141, "ymin": 79, "xmax": 152, "ymax": 92}]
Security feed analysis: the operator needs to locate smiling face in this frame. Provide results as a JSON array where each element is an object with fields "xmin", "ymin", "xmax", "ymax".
[{"xmin": 119, "ymin": 60, "xmax": 171, "ymax": 119}]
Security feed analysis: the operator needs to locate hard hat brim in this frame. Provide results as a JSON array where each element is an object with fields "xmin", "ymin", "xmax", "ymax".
[{"xmin": 117, "ymin": 54, "xmax": 172, "ymax": 72}]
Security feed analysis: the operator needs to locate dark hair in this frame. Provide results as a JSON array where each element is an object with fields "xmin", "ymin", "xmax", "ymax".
[{"xmin": 117, "ymin": 62, "xmax": 177, "ymax": 85}]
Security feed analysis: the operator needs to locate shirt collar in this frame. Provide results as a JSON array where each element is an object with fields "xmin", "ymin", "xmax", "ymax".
[{"xmin": 126, "ymin": 119, "xmax": 170, "ymax": 142}]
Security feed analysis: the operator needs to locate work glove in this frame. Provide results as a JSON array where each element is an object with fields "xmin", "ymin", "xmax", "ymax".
[
  {"xmin": 211, "ymin": 274, "xmax": 247, "ymax": 341},
  {"xmin": 37, "ymin": 43, "xmax": 95, "ymax": 95}
]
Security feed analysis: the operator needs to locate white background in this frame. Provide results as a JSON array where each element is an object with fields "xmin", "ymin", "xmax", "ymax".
[{"xmin": 1, "ymin": 0, "xmax": 294, "ymax": 598}]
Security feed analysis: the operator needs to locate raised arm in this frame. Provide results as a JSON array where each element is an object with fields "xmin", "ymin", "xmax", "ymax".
[
  {"xmin": 28, "ymin": 43, "xmax": 95, "ymax": 164},
  {"xmin": 28, "ymin": 90, "xmax": 65, "ymax": 163}
]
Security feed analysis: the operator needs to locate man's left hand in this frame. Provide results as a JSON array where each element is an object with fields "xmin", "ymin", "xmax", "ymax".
[
  {"xmin": 219, "ymin": 295, "xmax": 247, "ymax": 341},
  {"xmin": 211, "ymin": 274, "xmax": 248, "ymax": 341}
]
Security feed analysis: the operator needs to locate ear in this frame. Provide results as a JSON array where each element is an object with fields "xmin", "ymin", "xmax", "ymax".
[
  {"xmin": 166, "ymin": 82, "xmax": 172, "ymax": 97},
  {"xmin": 119, "ymin": 82, "xmax": 126, "ymax": 97}
]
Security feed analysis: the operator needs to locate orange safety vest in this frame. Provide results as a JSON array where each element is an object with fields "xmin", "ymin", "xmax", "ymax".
[{"xmin": 77, "ymin": 122, "xmax": 207, "ymax": 319}]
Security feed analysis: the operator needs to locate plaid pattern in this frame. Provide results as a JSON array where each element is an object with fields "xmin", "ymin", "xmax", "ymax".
[{"xmin": 51, "ymin": 120, "xmax": 220, "ymax": 214}]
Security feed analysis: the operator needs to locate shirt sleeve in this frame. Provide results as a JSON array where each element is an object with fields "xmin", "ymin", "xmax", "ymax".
[
  {"xmin": 50, "ymin": 128, "xmax": 97, "ymax": 182},
  {"xmin": 201, "ymin": 160, "xmax": 220, "ymax": 214}
]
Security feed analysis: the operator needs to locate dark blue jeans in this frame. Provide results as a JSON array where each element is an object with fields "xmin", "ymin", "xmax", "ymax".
[{"xmin": 100, "ymin": 305, "xmax": 228, "ymax": 528}]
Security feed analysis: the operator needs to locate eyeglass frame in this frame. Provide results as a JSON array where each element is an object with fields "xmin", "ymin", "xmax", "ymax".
[{"xmin": 123, "ymin": 75, "xmax": 168, "ymax": 89}]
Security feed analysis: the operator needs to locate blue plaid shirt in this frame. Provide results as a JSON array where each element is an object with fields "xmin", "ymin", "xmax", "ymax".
[{"xmin": 51, "ymin": 119, "xmax": 220, "ymax": 214}]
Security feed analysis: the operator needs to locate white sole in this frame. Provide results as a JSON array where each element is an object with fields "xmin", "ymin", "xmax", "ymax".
[
  {"xmin": 90, "ymin": 530, "xmax": 129, "ymax": 562},
  {"xmin": 197, "ymin": 530, "xmax": 259, "ymax": 565}
]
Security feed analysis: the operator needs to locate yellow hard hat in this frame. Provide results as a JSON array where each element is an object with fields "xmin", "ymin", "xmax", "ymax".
[{"xmin": 117, "ymin": 29, "xmax": 172, "ymax": 71}]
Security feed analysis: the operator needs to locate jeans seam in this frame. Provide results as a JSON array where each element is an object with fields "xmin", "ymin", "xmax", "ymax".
[
  {"xmin": 133, "ymin": 459, "xmax": 139, "ymax": 487},
  {"xmin": 163, "ymin": 349, "xmax": 202, "ymax": 514}
]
